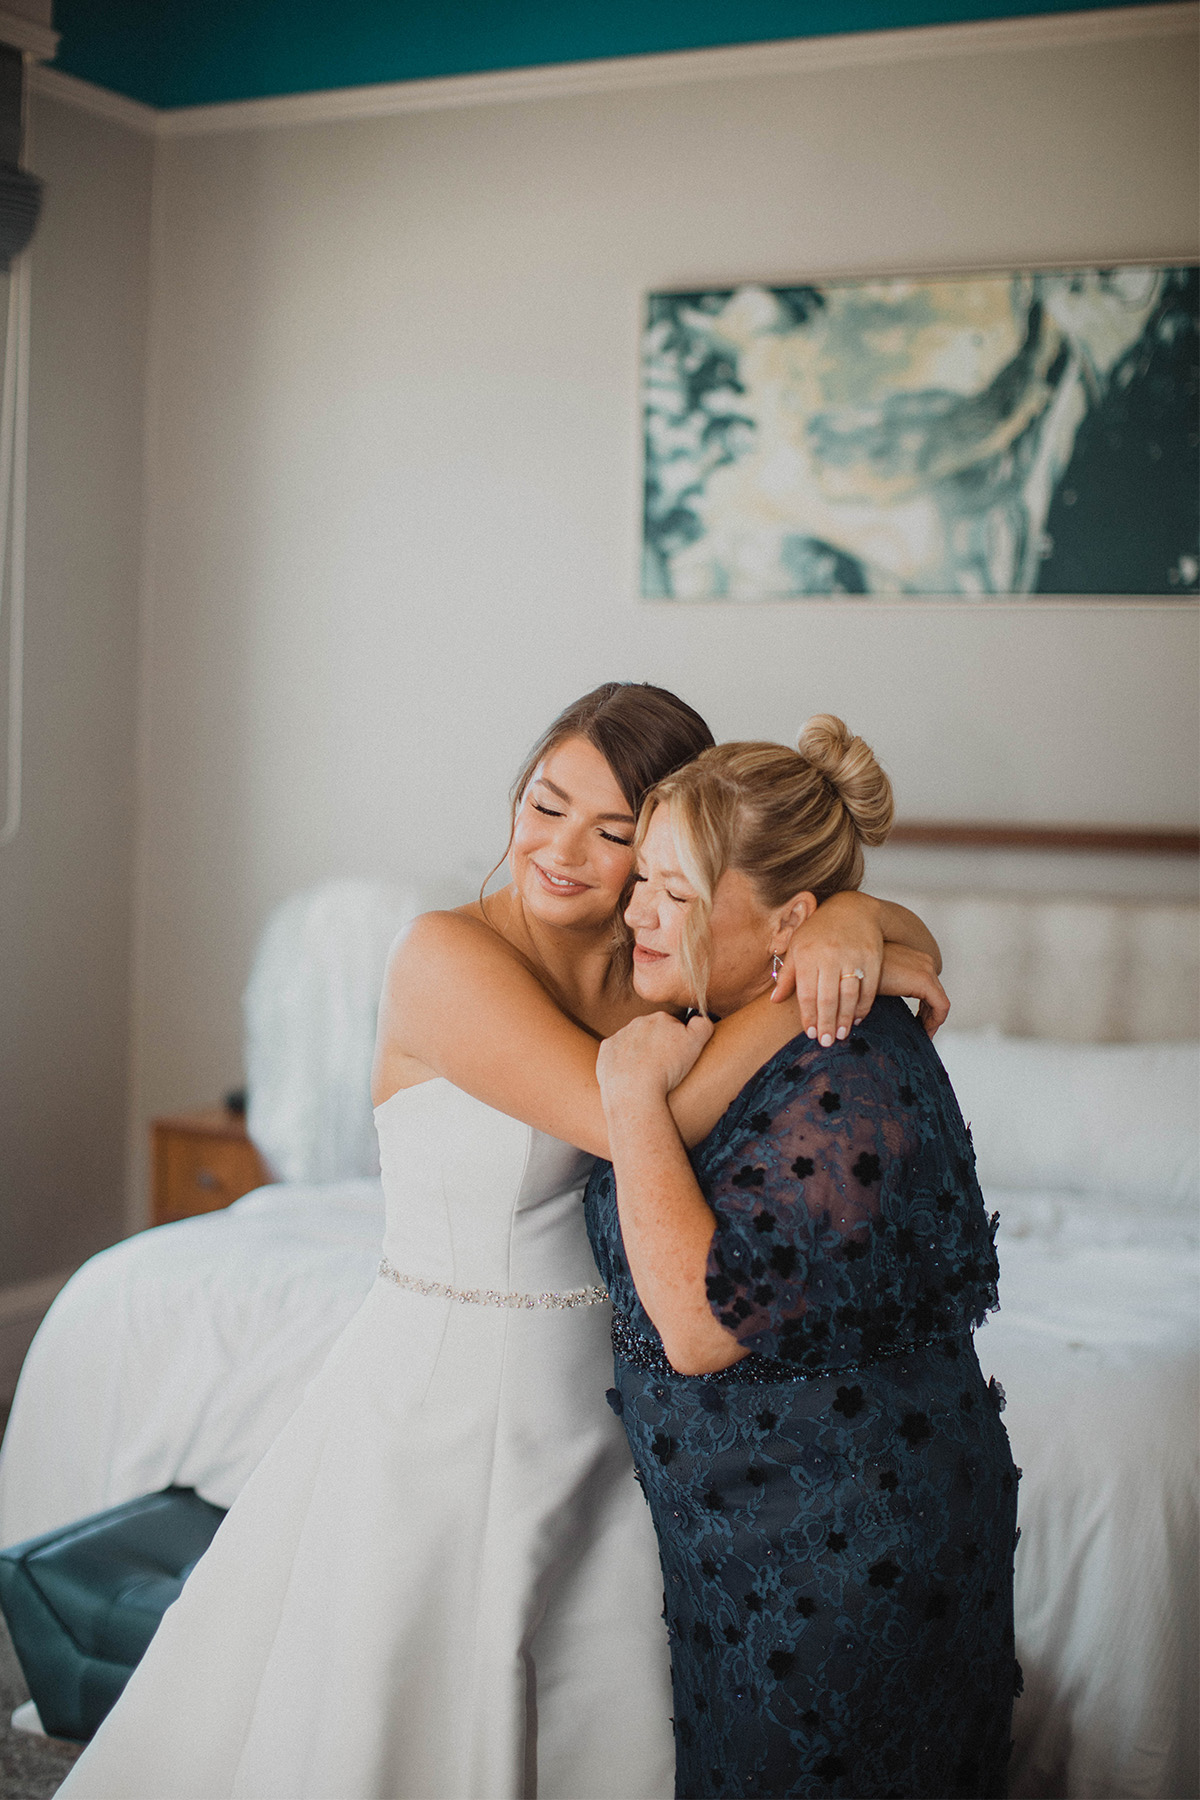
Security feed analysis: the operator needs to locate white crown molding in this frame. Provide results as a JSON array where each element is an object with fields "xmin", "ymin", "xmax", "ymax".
[
  {"xmin": 152, "ymin": 3, "xmax": 1200, "ymax": 137},
  {"xmin": 0, "ymin": 7, "xmax": 58, "ymax": 62},
  {"xmin": 28, "ymin": 3, "xmax": 1200, "ymax": 140},
  {"xmin": 30, "ymin": 64, "xmax": 159, "ymax": 133}
]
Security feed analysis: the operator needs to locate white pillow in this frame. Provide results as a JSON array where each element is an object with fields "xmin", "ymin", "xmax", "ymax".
[{"xmin": 933, "ymin": 1031, "xmax": 1199, "ymax": 1206}]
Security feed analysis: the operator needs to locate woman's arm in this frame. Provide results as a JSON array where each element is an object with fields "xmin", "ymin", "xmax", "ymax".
[
  {"xmin": 771, "ymin": 892, "xmax": 941, "ymax": 1044},
  {"xmin": 373, "ymin": 908, "xmax": 947, "ymax": 1160},
  {"xmin": 596, "ymin": 1013, "xmax": 747, "ymax": 1375},
  {"xmin": 373, "ymin": 910, "xmax": 779, "ymax": 1157},
  {"xmin": 876, "ymin": 942, "xmax": 949, "ymax": 1036},
  {"xmin": 667, "ymin": 933, "xmax": 947, "ymax": 1147},
  {"xmin": 372, "ymin": 911, "xmax": 612, "ymax": 1153}
]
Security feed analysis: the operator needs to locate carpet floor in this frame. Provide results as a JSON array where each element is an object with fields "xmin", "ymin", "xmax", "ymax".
[
  {"xmin": 0, "ymin": 1614, "xmax": 82, "ymax": 1799},
  {"xmin": 0, "ymin": 1403, "xmax": 83, "ymax": 1798}
]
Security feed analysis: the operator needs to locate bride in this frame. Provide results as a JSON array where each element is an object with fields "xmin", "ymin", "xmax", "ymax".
[{"xmin": 58, "ymin": 682, "xmax": 945, "ymax": 1800}]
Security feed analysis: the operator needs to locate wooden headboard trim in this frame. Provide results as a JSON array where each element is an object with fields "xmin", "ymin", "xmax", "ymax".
[{"xmin": 888, "ymin": 823, "xmax": 1200, "ymax": 855}]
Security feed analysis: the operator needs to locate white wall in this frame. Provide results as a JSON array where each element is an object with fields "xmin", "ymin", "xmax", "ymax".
[
  {"xmin": 0, "ymin": 94, "xmax": 151, "ymax": 1281},
  {"xmin": 128, "ymin": 21, "xmax": 1199, "ymax": 1217}
]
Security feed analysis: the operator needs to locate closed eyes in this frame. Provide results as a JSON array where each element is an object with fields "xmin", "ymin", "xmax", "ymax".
[
  {"xmin": 531, "ymin": 801, "xmax": 631, "ymax": 847},
  {"xmin": 630, "ymin": 870, "xmax": 689, "ymax": 904}
]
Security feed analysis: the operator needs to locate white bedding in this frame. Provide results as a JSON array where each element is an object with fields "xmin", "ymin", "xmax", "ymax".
[
  {"xmin": 1, "ymin": 1178, "xmax": 1196, "ymax": 1798},
  {"xmin": 0, "ymin": 1180, "xmax": 383, "ymax": 1542},
  {"xmin": 979, "ymin": 1191, "xmax": 1199, "ymax": 1800}
]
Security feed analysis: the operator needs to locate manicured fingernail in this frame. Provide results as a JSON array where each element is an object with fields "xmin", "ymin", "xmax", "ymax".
[
  {"xmin": 836, "ymin": 1027, "xmax": 848, "ymax": 1039},
  {"xmin": 820, "ymin": 1033, "xmax": 833, "ymax": 1046},
  {"xmin": 806, "ymin": 1026, "xmax": 817, "ymax": 1038}
]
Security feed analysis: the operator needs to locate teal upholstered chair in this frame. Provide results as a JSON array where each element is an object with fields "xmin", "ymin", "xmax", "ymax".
[{"xmin": 0, "ymin": 1487, "xmax": 226, "ymax": 1741}]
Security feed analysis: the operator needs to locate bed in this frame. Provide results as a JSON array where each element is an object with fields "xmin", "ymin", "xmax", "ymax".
[
  {"xmin": 1, "ymin": 882, "xmax": 1196, "ymax": 1799},
  {"xmin": 936, "ymin": 1031, "xmax": 1198, "ymax": 1800}
]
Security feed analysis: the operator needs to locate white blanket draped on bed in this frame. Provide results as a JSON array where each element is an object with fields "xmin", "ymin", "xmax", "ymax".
[{"xmin": 0, "ymin": 1180, "xmax": 384, "ymax": 1535}]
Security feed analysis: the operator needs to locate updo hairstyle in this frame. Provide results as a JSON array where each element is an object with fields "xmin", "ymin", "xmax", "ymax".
[{"xmin": 636, "ymin": 715, "xmax": 894, "ymax": 1011}]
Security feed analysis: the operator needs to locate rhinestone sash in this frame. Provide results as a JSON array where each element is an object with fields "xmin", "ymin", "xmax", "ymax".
[{"xmin": 378, "ymin": 1256, "xmax": 609, "ymax": 1311}]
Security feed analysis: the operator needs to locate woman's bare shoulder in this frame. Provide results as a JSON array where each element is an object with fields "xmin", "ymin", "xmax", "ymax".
[
  {"xmin": 372, "ymin": 898, "xmax": 611, "ymax": 1145},
  {"xmin": 384, "ymin": 903, "xmax": 539, "ymax": 992}
]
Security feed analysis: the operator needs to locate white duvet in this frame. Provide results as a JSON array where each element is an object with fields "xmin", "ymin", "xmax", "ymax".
[
  {"xmin": 1, "ymin": 1178, "xmax": 1196, "ymax": 1799},
  {"xmin": 0, "ymin": 1180, "xmax": 384, "ymax": 1535},
  {"xmin": 979, "ymin": 1193, "xmax": 1199, "ymax": 1800}
]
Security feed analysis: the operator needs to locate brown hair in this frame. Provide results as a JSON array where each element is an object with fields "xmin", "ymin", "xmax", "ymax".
[
  {"xmin": 509, "ymin": 682, "xmax": 714, "ymax": 822},
  {"xmin": 483, "ymin": 684, "xmax": 716, "ymax": 954},
  {"xmin": 636, "ymin": 715, "xmax": 894, "ymax": 1010}
]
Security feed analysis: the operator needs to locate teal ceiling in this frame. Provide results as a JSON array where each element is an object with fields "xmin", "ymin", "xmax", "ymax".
[{"xmin": 52, "ymin": 0, "xmax": 1171, "ymax": 110}]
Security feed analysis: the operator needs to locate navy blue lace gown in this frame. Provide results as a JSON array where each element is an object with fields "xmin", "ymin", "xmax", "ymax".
[{"xmin": 585, "ymin": 997, "xmax": 1019, "ymax": 1800}]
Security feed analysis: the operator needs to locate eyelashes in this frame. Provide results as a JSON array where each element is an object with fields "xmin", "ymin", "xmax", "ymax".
[
  {"xmin": 531, "ymin": 802, "xmax": 631, "ymax": 848},
  {"xmin": 629, "ymin": 871, "xmax": 688, "ymax": 904}
]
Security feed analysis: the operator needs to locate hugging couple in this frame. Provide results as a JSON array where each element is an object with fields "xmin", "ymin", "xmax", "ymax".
[{"xmin": 60, "ymin": 682, "xmax": 1018, "ymax": 1800}]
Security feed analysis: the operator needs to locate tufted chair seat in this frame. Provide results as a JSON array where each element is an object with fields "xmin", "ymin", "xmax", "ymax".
[{"xmin": 0, "ymin": 1487, "xmax": 225, "ymax": 1740}]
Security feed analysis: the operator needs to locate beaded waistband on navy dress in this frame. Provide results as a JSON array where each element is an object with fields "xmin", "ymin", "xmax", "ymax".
[{"xmin": 610, "ymin": 1309, "xmax": 968, "ymax": 1385}]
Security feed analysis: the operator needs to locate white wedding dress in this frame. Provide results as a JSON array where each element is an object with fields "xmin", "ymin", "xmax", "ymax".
[{"xmin": 58, "ymin": 1081, "xmax": 674, "ymax": 1800}]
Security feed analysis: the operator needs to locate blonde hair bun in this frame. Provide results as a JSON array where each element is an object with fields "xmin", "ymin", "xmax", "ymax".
[
  {"xmin": 636, "ymin": 717, "xmax": 894, "ymax": 1010},
  {"xmin": 796, "ymin": 714, "xmax": 894, "ymax": 847}
]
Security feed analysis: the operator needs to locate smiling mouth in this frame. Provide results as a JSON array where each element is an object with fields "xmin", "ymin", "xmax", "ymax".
[
  {"xmin": 632, "ymin": 943, "xmax": 669, "ymax": 963},
  {"xmin": 532, "ymin": 861, "xmax": 590, "ymax": 896}
]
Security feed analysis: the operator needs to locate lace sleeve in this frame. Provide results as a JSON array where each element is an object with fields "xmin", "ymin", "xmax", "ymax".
[{"xmin": 702, "ymin": 1031, "xmax": 926, "ymax": 1365}]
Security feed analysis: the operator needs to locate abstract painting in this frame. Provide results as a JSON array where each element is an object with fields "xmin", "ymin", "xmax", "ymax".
[{"xmin": 641, "ymin": 266, "xmax": 1199, "ymax": 599}]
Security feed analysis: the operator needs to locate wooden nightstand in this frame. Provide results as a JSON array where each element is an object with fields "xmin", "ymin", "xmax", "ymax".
[{"xmin": 150, "ymin": 1107, "xmax": 268, "ymax": 1227}]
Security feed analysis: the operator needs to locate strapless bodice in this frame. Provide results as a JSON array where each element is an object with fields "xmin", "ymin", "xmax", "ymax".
[{"xmin": 373, "ymin": 1080, "xmax": 599, "ymax": 1295}]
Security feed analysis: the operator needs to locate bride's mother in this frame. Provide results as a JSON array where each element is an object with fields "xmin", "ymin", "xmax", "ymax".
[{"xmin": 586, "ymin": 718, "xmax": 1020, "ymax": 1800}]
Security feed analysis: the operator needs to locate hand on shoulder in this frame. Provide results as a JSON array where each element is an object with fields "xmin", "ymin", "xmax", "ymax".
[{"xmin": 597, "ymin": 1012, "xmax": 714, "ymax": 1106}]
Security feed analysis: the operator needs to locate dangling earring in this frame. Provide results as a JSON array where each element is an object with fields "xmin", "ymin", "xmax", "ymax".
[{"xmin": 771, "ymin": 952, "xmax": 783, "ymax": 985}]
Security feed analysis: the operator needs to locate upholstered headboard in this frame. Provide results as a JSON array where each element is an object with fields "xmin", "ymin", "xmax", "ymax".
[{"xmin": 888, "ymin": 892, "xmax": 1199, "ymax": 1043}]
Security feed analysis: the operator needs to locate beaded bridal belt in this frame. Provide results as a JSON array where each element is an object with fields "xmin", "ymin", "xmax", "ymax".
[{"xmin": 378, "ymin": 1257, "xmax": 609, "ymax": 1312}]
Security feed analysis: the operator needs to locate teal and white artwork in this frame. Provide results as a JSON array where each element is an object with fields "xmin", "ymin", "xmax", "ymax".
[{"xmin": 641, "ymin": 266, "xmax": 1199, "ymax": 599}]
